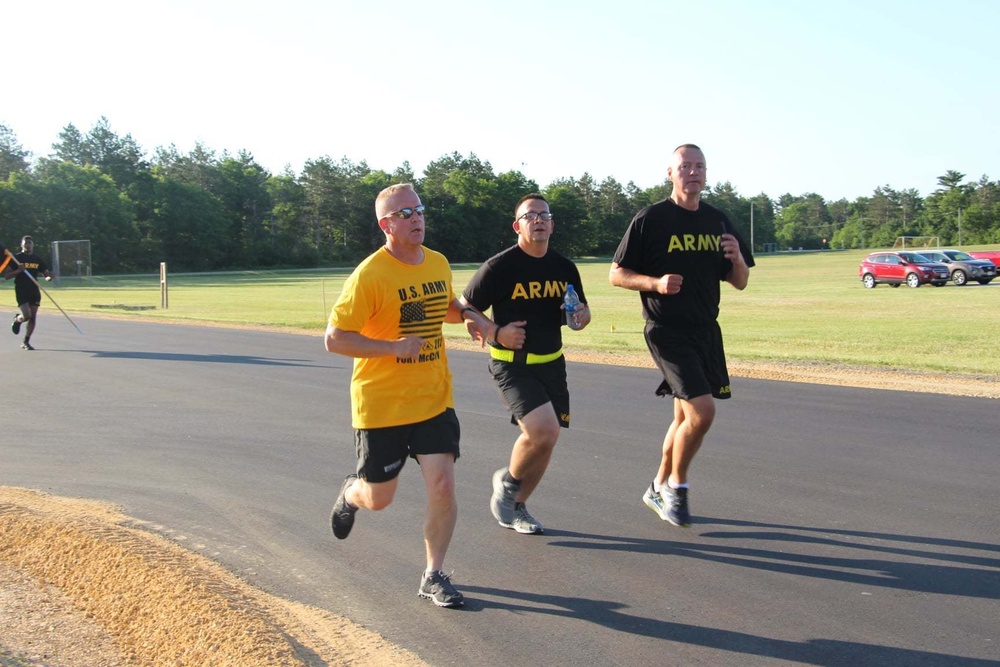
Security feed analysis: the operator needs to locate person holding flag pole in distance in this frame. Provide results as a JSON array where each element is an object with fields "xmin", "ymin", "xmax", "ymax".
[{"xmin": 3, "ymin": 235, "xmax": 82, "ymax": 349}]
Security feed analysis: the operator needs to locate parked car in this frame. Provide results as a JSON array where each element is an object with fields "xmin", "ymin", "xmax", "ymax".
[
  {"xmin": 859, "ymin": 251, "xmax": 950, "ymax": 288},
  {"xmin": 967, "ymin": 250, "xmax": 1000, "ymax": 271},
  {"xmin": 919, "ymin": 249, "xmax": 996, "ymax": 285}
]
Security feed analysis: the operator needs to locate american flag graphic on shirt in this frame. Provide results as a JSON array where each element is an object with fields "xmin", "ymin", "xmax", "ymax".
[
  {"xmin": 399, "ymin": 293, "xmax": 449, "ymax": 338},
  {"xmin": 400, "ymin": 300, "xmax": 425, "ymax": 323}
]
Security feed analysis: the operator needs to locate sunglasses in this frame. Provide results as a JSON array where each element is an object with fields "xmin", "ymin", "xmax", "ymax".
[
  {"xmin": 384, "ymin": 205, "xmax": 426, "ymax": 220},
  {"xmin": 518, "ymin": 211, "xmax": 553, "ymax": 222}
]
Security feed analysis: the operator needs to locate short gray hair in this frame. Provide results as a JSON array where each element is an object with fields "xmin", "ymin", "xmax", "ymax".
[{"xmin": 375, "ymin": 183, "xmax": 416, "ymax": 220}]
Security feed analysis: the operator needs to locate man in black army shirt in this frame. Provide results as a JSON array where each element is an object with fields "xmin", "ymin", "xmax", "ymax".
[
  {"xmin": 4, "ymin": 236, "xmax": 54, "ymax": 350},
  {"xmin": 461, "ymin": 193, "xmax": 591, "ymax": 535},
  {"xmin": 610, "ymin": 144, "xmax": 753, "ymax": 528}
]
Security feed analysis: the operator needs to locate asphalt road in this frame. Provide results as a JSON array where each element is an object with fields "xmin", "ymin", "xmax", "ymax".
[{"xmin": 2, "ymin": 315, "xmax": 998, "ymax": 666}]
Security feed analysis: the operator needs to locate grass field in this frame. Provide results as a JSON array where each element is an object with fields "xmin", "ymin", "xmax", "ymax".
[{"xmin": 29, "ymin": 246, "xmax": 1000, "ymax": 377}]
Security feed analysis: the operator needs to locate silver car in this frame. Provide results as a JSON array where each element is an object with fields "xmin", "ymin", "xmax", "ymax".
[{"xmin": 920, "ymin": 249, "xmax": 997, "ymax": 285}]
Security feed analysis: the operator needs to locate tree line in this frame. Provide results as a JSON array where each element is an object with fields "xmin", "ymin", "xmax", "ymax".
[{"xmin": 1, "ymin": 119, "xmax": 997, "ymax": 274}]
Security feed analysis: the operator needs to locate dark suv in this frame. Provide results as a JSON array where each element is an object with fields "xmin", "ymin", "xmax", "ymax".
[
  {"xmin": 918, "ymin": 249, "xmax": 996, "ymax": 285},
  {"xmin": 859, "ymin": 251, "xmax": 950, "ymax": 288}
]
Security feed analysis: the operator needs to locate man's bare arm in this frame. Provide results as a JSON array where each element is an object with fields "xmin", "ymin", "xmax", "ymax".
[
  {"xmin": 720, "ymin": 233, "xmax": 750, "ymax": 290},
  {"xmin": 609, "ymin": 262, "xmax": 683, "ymax": 295},
  {"xmin": 325, "ymin": 325, "xmax": 423, "ymax": 360}
]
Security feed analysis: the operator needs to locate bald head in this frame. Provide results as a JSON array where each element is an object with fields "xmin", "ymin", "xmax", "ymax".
[{"xmin": 667, "ymin": 144, "xmax": 707, "ymax": 206}]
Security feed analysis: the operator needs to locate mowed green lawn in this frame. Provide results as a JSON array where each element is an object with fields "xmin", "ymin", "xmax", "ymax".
[{"xmin": 31, "ymin": 247, "xmax": 1000, "ymax": 377}]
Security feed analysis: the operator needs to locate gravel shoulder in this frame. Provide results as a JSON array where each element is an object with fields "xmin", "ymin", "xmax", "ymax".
[
  {"xmin": 0, "ymin": 488, "xmax": 429, "ymax": 667},
  {"xmin": 2, "ymin": 323, "xmax": 996, "ymax": 667}
]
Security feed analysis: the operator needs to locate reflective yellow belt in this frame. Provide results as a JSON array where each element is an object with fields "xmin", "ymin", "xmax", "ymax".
[{"xmin": 489, "ymin": 347, "xmax": 563, "ymax": 365}]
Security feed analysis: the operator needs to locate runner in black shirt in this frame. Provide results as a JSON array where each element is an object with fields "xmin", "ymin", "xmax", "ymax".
[
  {"xmin": 610, "ymin": 144, "xmax": 753, "ymax": 527},
  {"xmin": 4, "ymin": 236, "xmax": 54, "ymax": 350},
  {"xmin": 462, "ymin": 193, "xmax": 591, "ymax": 534}
]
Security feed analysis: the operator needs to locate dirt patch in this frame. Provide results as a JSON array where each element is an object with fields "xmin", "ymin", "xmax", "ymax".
[
  {"xmin": 726, "ymin": 359, "xmax": 1000, "ymax": 399},
  {"xmin": 0, "ymin": 488, "xmax": 429, "ymax": 667},
  {"xmin": 452, "ymin": 340, "xmax": 1000, "ymax": 400},
  {"xmin": 0, "ymin": 559, "xmax": 123, "ymax": 667}
]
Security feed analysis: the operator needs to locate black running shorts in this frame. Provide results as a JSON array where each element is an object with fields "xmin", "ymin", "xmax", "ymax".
[
  {"xmin": 643, "ymin": 321, "xmax": 732, "ymax": 400},
  {"xmin": 354, "ymin": 408, "xmax": 461, "ymax": 483},
  {"xmin": 15, "ymin": 285, "xmax": 41, "ymax": 307},
  {"xmin": 489, "ymin": 355, "xmax": 570, "ymax": 427}
]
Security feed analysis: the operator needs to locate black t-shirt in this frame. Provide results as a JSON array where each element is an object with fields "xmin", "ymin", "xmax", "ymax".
[
  {"xmin": 612, "ymin": 198, "xmax": 754, "ymax": 329},
  {"xmin": 463, "ymin": 245, "xmax": 585, "ymax": 355},
  {"xmin": 13, "ymin": 252, "xmax": 49, "ymax": 296}
]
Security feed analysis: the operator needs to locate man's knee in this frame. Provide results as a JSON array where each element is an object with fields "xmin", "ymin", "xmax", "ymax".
[
  {"xmin": 360, "ymin": 480, "xmax": 396, "ymax": 511},
  {"xmin": 681, "ymin": 395, "xmax": 716, "ymax": 432},
  {"xmin": 418, "ymin": 454, "xmax": 457, "ymax": 504},
  {"xmin": 425, "ymin": 473, "xmax": 455, "ymax": 503},
  {"xmin": 520, "ymin": 405, "xmax": 561, "ymax": 450}
]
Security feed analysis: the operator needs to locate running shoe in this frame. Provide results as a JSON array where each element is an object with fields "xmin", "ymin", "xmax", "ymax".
[
  {"xmin": 330, "ymin": 474, "xmax": 358, "ymax": 539},
  {"xmin": 490, "ymin": 467, "xmax": 518, "ymax": 527},
  {"xmin": 12, "ymin": 314, "xmax": 21, "ymax": 335},
  {"xmin": 510, "ymin": 503, "xmax": 543, "ymax": 534},
  {"xmin": 418, "ymin": 570, "xmax": 465, "ymax": 608},
  {"xmin": 662, "ymin": 486, "xmax": 691, "ymax": 527},
  {"xmin": 20, "ymin": 341, "xmax": 33, "ymax": 351},
  {"xmin": 642, "ymin": 483, "xmax": 670, "ymax": 521}
]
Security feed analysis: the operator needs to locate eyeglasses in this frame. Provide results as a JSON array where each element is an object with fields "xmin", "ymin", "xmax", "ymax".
[
  {"xmin": 384, "ymin": 205, "xmax": 426, "ymax": 220},
  {"xmin": 518, "ymin": 211, "xmax": 553, "ymax": 223}
]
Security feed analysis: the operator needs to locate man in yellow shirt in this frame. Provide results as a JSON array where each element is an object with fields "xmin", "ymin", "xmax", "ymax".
[{"xmin": 325, "ymin": 183, "xmax": 490, "ymax": 608}]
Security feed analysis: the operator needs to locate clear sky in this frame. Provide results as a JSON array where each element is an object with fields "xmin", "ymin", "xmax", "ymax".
[{"xmin": 5, "ymin": 0, "xmax": 998, "ymax": 202}]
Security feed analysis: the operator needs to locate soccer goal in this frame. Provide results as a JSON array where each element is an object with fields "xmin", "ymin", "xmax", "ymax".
[
  {"xmin": 892, "ymin": 236, "xmax": 939, "ymax": 250},
  {"xmin": 50, "ymin": 240, "xmax": 92, "ymax": 284}
]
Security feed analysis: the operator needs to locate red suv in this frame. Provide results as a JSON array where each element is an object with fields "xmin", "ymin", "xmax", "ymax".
[{"xmin": 859, "ymin": 251, "xmax": 950, "ymax": 288}]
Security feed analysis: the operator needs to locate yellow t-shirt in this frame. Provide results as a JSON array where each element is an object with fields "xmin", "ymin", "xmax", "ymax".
[{"xmin": 329, "ymin": 246, "xmax": 455, "ymax": 429}]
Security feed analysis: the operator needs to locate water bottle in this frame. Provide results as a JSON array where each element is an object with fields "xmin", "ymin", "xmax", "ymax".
[{"xmin": 564, "ymin": 284, "xmax": 582, "ymax": 330}]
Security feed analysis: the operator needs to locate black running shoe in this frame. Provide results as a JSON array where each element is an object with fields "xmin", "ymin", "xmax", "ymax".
[
  {"xmin": 418, "ymin": 570, "xmax": 465, "ymax": 608},
  {"xmin": 330, "ymin": 474, "xmax": 358, "ymax": 539},
  {"xmin": 12, "ymin": 314, "xmax": 21, "ymax": 335},
  {"xmin": 20, "ymin": 342, "xmax": 34, "ymax": 351}
]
